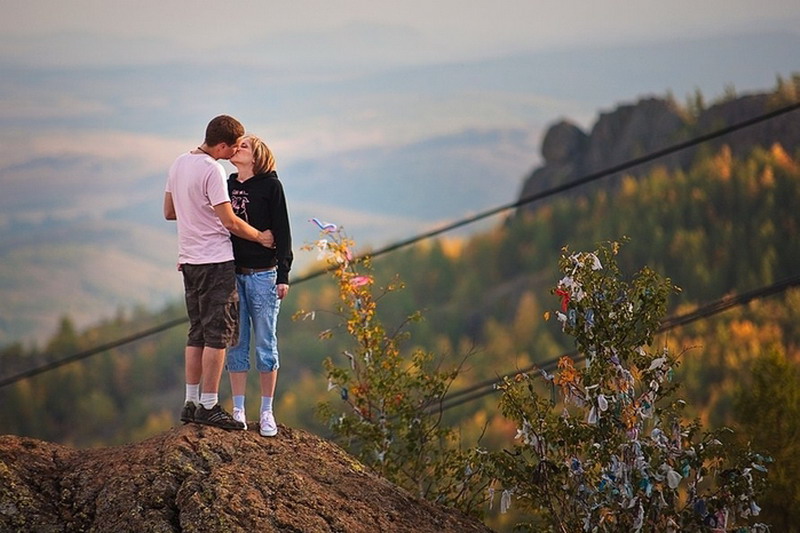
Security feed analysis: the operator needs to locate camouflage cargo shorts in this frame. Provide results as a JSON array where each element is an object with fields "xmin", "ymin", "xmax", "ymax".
[{"xmin": 181, "ymin": 261, "xmax": 239, "ymax": 349}]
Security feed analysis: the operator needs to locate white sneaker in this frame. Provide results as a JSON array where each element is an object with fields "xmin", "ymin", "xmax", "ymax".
[
  {"xmin": 259, "ymin": 410, "xmax": 277, "ymax": 437},
  {"xmin": 232, "ymin": 407, "xmax": 248, "ymax": 430}
]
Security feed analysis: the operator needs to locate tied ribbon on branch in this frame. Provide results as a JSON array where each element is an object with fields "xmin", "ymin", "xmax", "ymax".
[
  {"xmin": 310, "ymin": 217, "xmax": 338, "ymax": 232},
  {"xmin": 554, "ymin": 288, "xmax": 571, "ymax": 312}
]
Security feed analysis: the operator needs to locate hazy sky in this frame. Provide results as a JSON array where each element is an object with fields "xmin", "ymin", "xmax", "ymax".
[
  {"xmin": 2, "ymin": 0, "xmax": 798, "ymax": 215},
  {"xmin": 3, "ymin": 0, "xmax": 799, "ymax": 70},
  {"xmin": 3, "ymin": 0, "xmax": 798, "ymax": 161}
]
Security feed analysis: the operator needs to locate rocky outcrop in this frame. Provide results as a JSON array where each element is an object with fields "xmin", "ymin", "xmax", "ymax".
[
  {"xmin": 517, "ymin": 91, "xmax": 800, "ymax": 210},
  {"xmin": 0, "ymin": 424, "xmax": 493, "ymax": 533}
]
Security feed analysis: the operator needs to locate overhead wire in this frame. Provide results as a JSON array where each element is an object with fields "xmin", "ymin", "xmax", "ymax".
[
  {"xmin": 1, "ymin": 101, "xmax": 798, "ymax": 390},
  {"xmin": 293, "ymin": 100, "xmax": 800, "ymax": 283},
  {"xmin": 0, "ymin": 318, "xmax": 187, "ymax": 389},
  {"xmin": 433, "ymin": 273, "xmax": 800, "ymax": 413}
]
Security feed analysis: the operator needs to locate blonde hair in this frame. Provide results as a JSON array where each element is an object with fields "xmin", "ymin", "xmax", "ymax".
[{"xmin": 244, "ymin": 134, "xmax": 276, "ymax": 175}]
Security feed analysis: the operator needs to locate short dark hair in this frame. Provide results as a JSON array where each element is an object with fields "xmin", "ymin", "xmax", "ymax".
[{"xmin": 205, "ymin": 115, "xmax": 245, "ymax": 147}]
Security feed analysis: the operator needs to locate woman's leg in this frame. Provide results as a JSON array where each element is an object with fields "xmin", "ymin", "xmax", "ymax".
[
  {"xmin": 250, "ymin": 271, "xmax": 281, "ymax": 436},
  {"xmin": 227, "ymin": 274, "xmax": 251, "ymax": 425}
]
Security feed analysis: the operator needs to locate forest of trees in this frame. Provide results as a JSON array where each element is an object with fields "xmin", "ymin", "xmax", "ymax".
[{"xmin": 1, "ymin": 86, "xmax": 799, "ymax": 530}]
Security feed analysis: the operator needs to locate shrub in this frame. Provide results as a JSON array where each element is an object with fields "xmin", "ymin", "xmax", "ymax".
[
  {"xmin": 488, "ymin": 241, "xmax": 770, "ymax": 532},
  {"xmin": 296, "ymin": 224, "xmax": 489, "ymax": 515}
]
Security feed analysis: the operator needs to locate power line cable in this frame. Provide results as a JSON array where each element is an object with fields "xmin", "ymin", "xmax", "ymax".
[
  {"xmin": 293, "ymin": 100, "xmax": 800, "ymax": 283},
  {"xmin": 441, "ymin": 272, "xmax": 800, "ymax": 404},
  {"xmin": 2, "ymin": 101, "xmax": 798, "ymax": 389},
  {"xmin": 0, "ymin": 318, "xmax": 186, "ymax": 389},
  {"xmin": 434, "ymin": 273, "xmax": 800, "ymax": 413}
]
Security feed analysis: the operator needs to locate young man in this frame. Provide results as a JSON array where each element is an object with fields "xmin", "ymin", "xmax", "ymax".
[{"xmin": 164, "ymin": 114, "xmax": 274, "ymax": 430}]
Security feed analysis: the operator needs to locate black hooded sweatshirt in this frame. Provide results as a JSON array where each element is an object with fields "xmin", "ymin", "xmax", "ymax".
[{"xmin": 228, "ymin": 170, "xmax": 293, "ymax": 285}]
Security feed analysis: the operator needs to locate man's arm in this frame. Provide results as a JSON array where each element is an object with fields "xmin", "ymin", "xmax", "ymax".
[
  {"xmin": 163, "ymin": 192, "xmax": 176, "ymax": 220},
  {"xmin": 213, "ymin": 202, "xmax": 274, "ymax": 248}
]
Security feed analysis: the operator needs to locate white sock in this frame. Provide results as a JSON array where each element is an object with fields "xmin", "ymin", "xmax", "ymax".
[
  {"xmin": 185, "ymin": 384, "xmax": 200, "ymax": 405},
  {"xmin": 261, "ymin": 396, "xmax": 273, "ymax": 413},
  {"xmin": 200, "ymin": 393, "xmax": 218, "ymax": 410},
  {"xmin": 233, "ymin": 395, "xmax": 246, "ymax": 411}
]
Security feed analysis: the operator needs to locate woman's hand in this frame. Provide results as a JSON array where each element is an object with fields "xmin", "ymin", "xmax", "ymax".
[{"xmin": 277, "ymin": 283, "xmax": 289, "ymax": 299}]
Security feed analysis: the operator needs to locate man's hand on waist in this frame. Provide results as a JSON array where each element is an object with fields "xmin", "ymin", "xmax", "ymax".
[{"xmin": 257, "ymin": 230, "xmax": 275, "ymax": 248}]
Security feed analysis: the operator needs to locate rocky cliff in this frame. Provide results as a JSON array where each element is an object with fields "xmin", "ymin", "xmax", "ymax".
[
  {"xmin": 517, "ymin": 90, "xmax": 800, "ymax": 209},
  {"xmin": 0, "ymin": 424, "xmax": 492, "ymax": 533}
]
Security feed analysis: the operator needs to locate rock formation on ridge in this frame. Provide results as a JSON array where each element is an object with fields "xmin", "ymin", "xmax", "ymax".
[{"xmin": 517, "ymin": 89, "xmax": 800, "ymax": 210}]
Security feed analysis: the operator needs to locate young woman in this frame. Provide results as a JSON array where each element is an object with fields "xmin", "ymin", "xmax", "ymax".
[{"xmin": 226, "ymin": 134, "xmax": 293, "ymax": 437}]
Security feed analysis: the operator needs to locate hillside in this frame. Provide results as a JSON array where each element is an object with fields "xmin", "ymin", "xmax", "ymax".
[
  {"xmin": 2, "ymin": 82, "xmax": 799, "ymax": 442},
  {"xmin": 0, "ymin": 424, "xmax": 491, "ymax": 533}
]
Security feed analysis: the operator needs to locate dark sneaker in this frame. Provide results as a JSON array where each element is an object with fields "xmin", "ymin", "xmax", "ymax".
[
  {"xmin": 180, "ymin": 402, "xmax": 196, "ymax": 424},
  {"xmin": 194, "ymin": 404, "xmax": 246, "ymax": 430}
]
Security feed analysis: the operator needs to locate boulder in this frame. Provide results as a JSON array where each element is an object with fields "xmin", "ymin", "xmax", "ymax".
[{"xmin": 0, "ymin": 424, "xmax": 493, "ymax": 532}]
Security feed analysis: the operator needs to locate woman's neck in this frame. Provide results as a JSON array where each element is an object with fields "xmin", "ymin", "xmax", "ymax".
[{"xmin": 236, "ymin": 167, "xmax": 255, "ymax": 182}]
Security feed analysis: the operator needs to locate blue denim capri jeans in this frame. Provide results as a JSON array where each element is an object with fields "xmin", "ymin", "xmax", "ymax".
[{"xmin": 226, "ymin": 270, "xmax": 281, "ymax": 372}]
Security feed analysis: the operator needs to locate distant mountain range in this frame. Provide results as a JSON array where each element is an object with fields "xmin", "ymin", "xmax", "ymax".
[
  {"xmin": 0, "ymin": 127, "xmax": 538, "ymax": 346},
  {"xmin": 0, "ymin": 30, "xmax": 797, "ymax": 345}
]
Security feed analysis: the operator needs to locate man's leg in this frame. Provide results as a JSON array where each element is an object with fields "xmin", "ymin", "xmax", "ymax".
[
  {"xmin": 201, "ymin": 347, "xmax": 226, "ymax": 399},
  {"xmin": 191, "ymin": 261, "xmax": 244, "ymax": 429},
  {"xmin": 180, "ymin": 345, "xmax": 203, "ymax": 423},
  {"xmin": 181, "ymin": 265, "xmax": 204, "ymax": 422},
  {"xmin": 193, "ymin": 345, "xmax": 244, "ymax": 430},
  {"xmin": 185, "ymin": 345, "xmax": 203, "ymax": 385}
]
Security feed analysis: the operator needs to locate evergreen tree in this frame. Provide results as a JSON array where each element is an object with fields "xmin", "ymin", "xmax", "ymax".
[{"xmin": 734, "ymin": 349, "xmax": 800, "ymax": 532}]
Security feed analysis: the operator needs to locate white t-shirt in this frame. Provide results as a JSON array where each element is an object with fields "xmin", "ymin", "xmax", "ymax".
[{"xmin": 166, "ymin": 152, "xmax": 234, "ymax": 264}]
